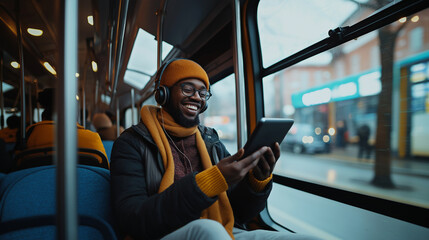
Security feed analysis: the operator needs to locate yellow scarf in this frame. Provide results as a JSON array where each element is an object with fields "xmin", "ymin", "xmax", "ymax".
[{"xmin": 140, "ymin": 105, "xmax": 234, "ymax": 238}]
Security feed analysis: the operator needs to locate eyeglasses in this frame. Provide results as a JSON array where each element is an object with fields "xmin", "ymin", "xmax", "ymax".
[{"xmin": 179, "ymin": 83, "xmax": 212, "ymax": 101}]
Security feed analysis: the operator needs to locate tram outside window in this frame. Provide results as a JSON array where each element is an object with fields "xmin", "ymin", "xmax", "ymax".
[{"xmin": 257, "ymin": 0, "xmax": 429, "ymax": 239}]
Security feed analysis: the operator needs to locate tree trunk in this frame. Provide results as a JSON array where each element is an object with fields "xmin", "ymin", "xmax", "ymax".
[{"xmin": 371, "ymin": 26, "xmax": 397, "ymax": 188}]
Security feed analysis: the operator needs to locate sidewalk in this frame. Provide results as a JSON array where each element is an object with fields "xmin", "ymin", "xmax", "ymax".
[{"xmin": 316, "ymin": 144, "xmax": 429, "ymax": 178}]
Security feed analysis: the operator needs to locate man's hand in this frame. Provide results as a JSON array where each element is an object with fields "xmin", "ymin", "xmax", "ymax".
[
  {"xmin": 252, "ymin": 142, "xmax": 280, "ymax": 181},
  {"xmin": 217, "ymin": 147, "xmax": 269, "ymax": 186}
]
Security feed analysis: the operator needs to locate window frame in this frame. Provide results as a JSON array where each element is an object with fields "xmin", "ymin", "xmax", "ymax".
[{"xmin": 242, "ymin": 0, "xmax": 429, "ymax": 229}]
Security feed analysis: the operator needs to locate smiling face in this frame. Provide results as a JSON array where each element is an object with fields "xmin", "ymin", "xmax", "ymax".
[{"xmin": 165, "ymin": 78, "xmax": 208, "ymax": 127}]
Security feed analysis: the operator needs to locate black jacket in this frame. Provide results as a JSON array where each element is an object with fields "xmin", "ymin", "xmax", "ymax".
[{"xmin": 110, "ymin": 122, "xmax": 272, "ymax": 239}]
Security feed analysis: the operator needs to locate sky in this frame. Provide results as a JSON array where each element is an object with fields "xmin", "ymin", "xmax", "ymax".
[{"xmin": 257, "ymin": 0, "xmax": 368, "ymax": 68}]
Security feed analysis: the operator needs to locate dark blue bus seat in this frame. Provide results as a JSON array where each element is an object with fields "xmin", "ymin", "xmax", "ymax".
[
  {"xmin": 0, "ymin": 173, "xmax": 5, "ymax": 186},
  {"xmin": 0, "ymin": 139, "xmax": 13, "ymax": 173},
  {"xmin": 4, "ymin": 142, "xmax": 15, "ymax": 154},
  {"xmin": 102, "ymin": 140, "xmax": 114, "ymax": 162},
  {"xmin": 0, "ymin": 165, "xmax": 117, "ymax": 240}
]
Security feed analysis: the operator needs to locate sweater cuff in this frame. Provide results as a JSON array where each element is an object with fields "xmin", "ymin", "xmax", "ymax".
[
  {"xmin": 248, "ymin": 169, "xmax": 272, "ymax": 192},
  {"xmin": 195, "ymin": 166, "xmax": 228, "ymax": 198}
]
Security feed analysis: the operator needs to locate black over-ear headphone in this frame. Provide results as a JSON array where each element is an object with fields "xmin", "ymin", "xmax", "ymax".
[
  {"xmin": 154, "ymin": 59, "xmax": 175, "ymax": 106},
  {"xmin": 154, "ymin": 58, "xmax": 209, "ymax": 113}
]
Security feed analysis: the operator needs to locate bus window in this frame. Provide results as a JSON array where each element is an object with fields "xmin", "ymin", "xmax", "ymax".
[
  {"xmin": 124, "ymin": 107, "xmax": 139, "ymax": 129},
  {"xmin": 258, "ymin": 1, "xmax": 429, "ymax": 238},
  {"xmin": 200, "ymin": 74, "xmax": 238, "ymax": 154},
  {"xmin": 124, "ymin": 28, "xmax": 173, "ymax": 90},
  {"xmin": 33, "ymin": 108, "xmax": 44, "ymax": 123}
]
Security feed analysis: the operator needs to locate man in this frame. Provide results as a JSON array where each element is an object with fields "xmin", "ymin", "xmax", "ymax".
[
  {"xmin": 110, "ymin": 59, "xmax": 318, "ymax": 240},
  {"xmin": 357, "ymin": 124, "xmax": 371, "ymax": 159},
  {"xmin": 92, "ymin": 112, "xmax": 124, "ymax": 140},
  {"xmin": 0, "ymin": 115, "xmax": 20, "ymax": 144}
]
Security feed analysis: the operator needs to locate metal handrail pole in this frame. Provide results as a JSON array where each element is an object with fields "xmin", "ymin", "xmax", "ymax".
[
  {"xmin": 116, "ymin": 98, "xmax": 120, "ymax": 138},
  {"xmin": 131, "ymin": 88, "xmax": 135, "ymax": 125},
  {"xmin": 110, "ymin": 0, "xmax": 129, "ymax": 108},
  {"xmin": 35, "ymin": 79, "xmax": 40, "ymax": 122},
  {"xmin": 28, "ymin": 80, "xmax": 32, "ymax": 123},
  {"xmin": 57, "ymin": 0, "xmax": 78, "ymax": 239},
  {"xmin": 0, "ymin": 51, "xmax": 4, "ymax": 129},
  {"xmin": 16, "ymin": 0, "xmax": 26, "ymax": 142},
  {"xmin": 232, "ymin": 0, "xmax": 247, "ymax": 149},
  {"xmin": 156, "ymin": 0, "xmax": 168, "ymax": 69}
]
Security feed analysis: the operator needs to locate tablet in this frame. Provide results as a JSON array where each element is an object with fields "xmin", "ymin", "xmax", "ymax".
[{"xmin": 242, "ymin": 118, "xmax": 294, "ymax": 158}]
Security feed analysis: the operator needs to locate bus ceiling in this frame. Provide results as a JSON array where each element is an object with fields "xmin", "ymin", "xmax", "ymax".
[
  {"xmin": 0, "ymin": 0, "xmax": 233, "ymax": 112},
  {"xmin": 115, "ymin": 0, "xmax": 233, "ymax": 109}
]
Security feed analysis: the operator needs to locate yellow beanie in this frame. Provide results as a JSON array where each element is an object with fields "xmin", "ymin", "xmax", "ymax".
[{"xmin": 160, "ymin": 59, "xmax": 210, "ymax": 90}]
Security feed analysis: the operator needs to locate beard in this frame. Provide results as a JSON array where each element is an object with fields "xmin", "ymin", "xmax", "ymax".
[
  {"xmin": 177, "ymin": 112, "xmax": 200, "ymax": 127},
  {"xmin": 166, "ymin": 103, "xmax": 200, "ymax": 128}
]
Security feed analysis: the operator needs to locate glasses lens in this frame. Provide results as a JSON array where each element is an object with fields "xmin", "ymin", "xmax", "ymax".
[
  {"xmin": 198, "ymin": 90, "xmax": 208, "ymax": 98},
  {"xmin": 181, "ymin": 85, "xmax": 195, "ymax": 97},
  {"xmin": 202, "ymin": 91, "xmax": 211, "ymax": 100}
]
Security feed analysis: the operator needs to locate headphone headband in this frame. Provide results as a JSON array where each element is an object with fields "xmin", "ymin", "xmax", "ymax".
[{"xmin": 154, "ymin": 58, "xmax": 184, "ymax": 91}]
